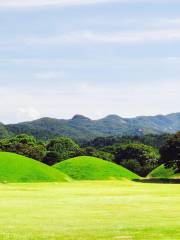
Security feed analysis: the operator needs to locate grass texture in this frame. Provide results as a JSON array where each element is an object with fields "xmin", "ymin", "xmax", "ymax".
[
  {"xmin": 0, "ymin": 152, "xmax": 70, "ymax": 182},
  {"xmin": 148, "ymin": 164, "xmax": 177, "ymax": 179},
  {"xmin": 54, "ymin": 156, "xmax": 139, "ymax": 180},
  {"xmin": 0, "ymin": 181, "xmax": 179, "ymax": 240}
]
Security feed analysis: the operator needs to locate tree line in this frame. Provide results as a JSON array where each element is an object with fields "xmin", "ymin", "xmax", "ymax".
[{"xmin": 0, "ymin": 132, "xmax": 179, "ymax": 177}]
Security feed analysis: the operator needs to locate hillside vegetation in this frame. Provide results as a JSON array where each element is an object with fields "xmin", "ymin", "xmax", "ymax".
[
  {"xmin": 54, "ymin": 156, "xmax": 139, "ymax": 180},
  {"xmin": 0, "ymin": 152, "xmax": 70, "ymax": 183},
  {"xmin": 0, "ymin": 131, "xmax": 179, "ymax": 179},
  {"xmin": 3, "ymin": 112, "xmax": 180, "ymax": 141}
]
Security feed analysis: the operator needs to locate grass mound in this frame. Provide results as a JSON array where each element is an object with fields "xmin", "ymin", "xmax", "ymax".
[
  {"xmin": 0, "ymin": 152, "xmax": 70, "ymax": 183},
  {"xmin": 148, "ymin": 164, "xmax": 177, "ymax": 179},
  {"xmin": 54, "ymin": 156, "xmax": 139, "ymax": 180}
]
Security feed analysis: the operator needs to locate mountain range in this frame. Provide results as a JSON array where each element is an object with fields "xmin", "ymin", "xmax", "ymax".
[{"xmin": 0, "ymin": 112, "xmax": 180, "ymax": 142}]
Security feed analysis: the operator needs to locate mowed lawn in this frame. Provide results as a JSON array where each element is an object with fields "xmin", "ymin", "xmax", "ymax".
[{"xmin": 0, "ymin": 181, "xmax": 179, "ymax": 240}]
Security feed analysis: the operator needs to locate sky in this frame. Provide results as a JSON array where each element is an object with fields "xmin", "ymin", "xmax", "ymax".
[{"xmin": 0, "ymin": 0, "xmax": 180, "ymax": 123}]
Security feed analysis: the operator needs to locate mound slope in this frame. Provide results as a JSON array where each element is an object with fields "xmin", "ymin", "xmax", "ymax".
[
  {"xmin": 54, "ymin": 156, "xmax": 139, "ymax": 180},
  {"xmin": 148, "ymin": 164, "xmax": 177, "ymax": 179},
  {"xmin": 0, "ymin": 152, "xmax": 70, "ymax": 182}
]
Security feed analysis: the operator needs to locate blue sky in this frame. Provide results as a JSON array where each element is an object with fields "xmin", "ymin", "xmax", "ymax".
[{"xmin": 0, "ymin": 0, "xmax": 180, "ymax": 123}]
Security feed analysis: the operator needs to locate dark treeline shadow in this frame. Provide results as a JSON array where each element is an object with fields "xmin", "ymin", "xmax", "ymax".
[{"xmin": 133, "ymin": 178, "xmax": 180, "ymax": 184}]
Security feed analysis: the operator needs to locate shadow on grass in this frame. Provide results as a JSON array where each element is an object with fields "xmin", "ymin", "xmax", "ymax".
[{"xmin": 133, "ymin": 178, "xmax": 180, "ymax": 184}]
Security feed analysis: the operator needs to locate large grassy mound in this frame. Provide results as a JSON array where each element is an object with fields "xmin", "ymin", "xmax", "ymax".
[
  {"xmin": 54, "ymin": 156, "xmax": 139, "ymax": 180},
  {"xmin": 148, "ymin": 164, "xmax": 177, "ymax": 179},
  {"xmin": 0, "ymin": 152, "xmax": 70, "ymax": 182}
]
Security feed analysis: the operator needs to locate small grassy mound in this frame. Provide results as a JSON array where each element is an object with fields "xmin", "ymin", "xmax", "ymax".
[
  {"xmin": 148, "ymin": 164, "xmax": 177, "ymax": 179},
  {"xmin": 54, "ymin": 156, "xmax": 139, "ymax": 180},
  {"xmin": 0, "ymin": 152, "xmax": 70, "ymax": 183}
]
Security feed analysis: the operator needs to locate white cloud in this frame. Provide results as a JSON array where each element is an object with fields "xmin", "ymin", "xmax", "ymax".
[
  {"xmin": 0, "ymin": 88, "xmax": 41, "ymax": 123},
  {"xmin": 18, "ymin": 107, "xmax": 41, "ymax": 121},
  {"xmin": 0, "ymin": 0, "xmax": 177, "ymax": 8},
  {"xmin": 158, "ymin": 18, "xmax": 180, "ymax": 26},
  {"xmin": 0, "ymin": 0, "xmax": 118, "ymax": 8},
  {"xmin": 2, "ymin": 57, "xmax": 180, "ymax": 66},
  {"xmin": 34, "ymin": 71, "xmax": 65, "ymax": 81},
  {"xmin": 0, "ymin": 79, "xmax": 179, "ymax": 123},
  {"xmin": 23, "ymin": 29, "xmax": 180, "ymax": 45}
]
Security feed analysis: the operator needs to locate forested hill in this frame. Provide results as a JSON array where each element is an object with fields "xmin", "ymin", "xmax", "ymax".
[{"xmin": 1, "ymin": 112, "xmax": 179, "ymax": 141}]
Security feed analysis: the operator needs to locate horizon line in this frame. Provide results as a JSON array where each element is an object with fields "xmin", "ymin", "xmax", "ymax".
[{"xmin": 3, "ymin": 111, "xmax": 179, "ymax": 125}]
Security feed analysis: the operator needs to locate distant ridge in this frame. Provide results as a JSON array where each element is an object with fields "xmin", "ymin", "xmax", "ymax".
[{"xmin": 1, "ymin": 112, "xmax": 180, "ymax": 141}]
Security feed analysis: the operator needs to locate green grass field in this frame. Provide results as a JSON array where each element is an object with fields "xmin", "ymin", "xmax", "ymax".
[
  {"xmin": 0, "ymin": 181, "xmax": 179, "ymax": 240},
  {"xmin": 54, "ymin": 156, "xmax": 139, "ymax": 180}
]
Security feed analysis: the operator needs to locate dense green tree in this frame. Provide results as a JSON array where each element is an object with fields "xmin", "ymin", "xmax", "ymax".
[
  {"xmin": 82, "ymin": 134, "xmax": 171, "ymax": 149},
  {"xmin": 0, "ymin": 134, "xmax": 46, "ymax": 161},
  {"xmin": 55, "ymin": 145, "xmax": 115, "ymax": 162},
  {"xmin": 160, "ymin": 132, "xmax": 180, "ymax": 171},
  {"xmin": 120, "ymin": 159, "xmax": 142, "ymax": 174},
  {"xmin": 82, "ymin": 147, "xmax": 114, "ymax": 161},
  {"xmin": 12, "ymin": 134, "xmax": 36, "ymax": 144},
  {"xmin": 46, "ymin": 136, "xmax": 80, "ymax": 162},
  {"xmin": 43, "ymin": 151, "xmax": 61, "ymax": 166},
  {"xmin": 103, "ymin": 143, "xmax": 160, "ymax": 176}
]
